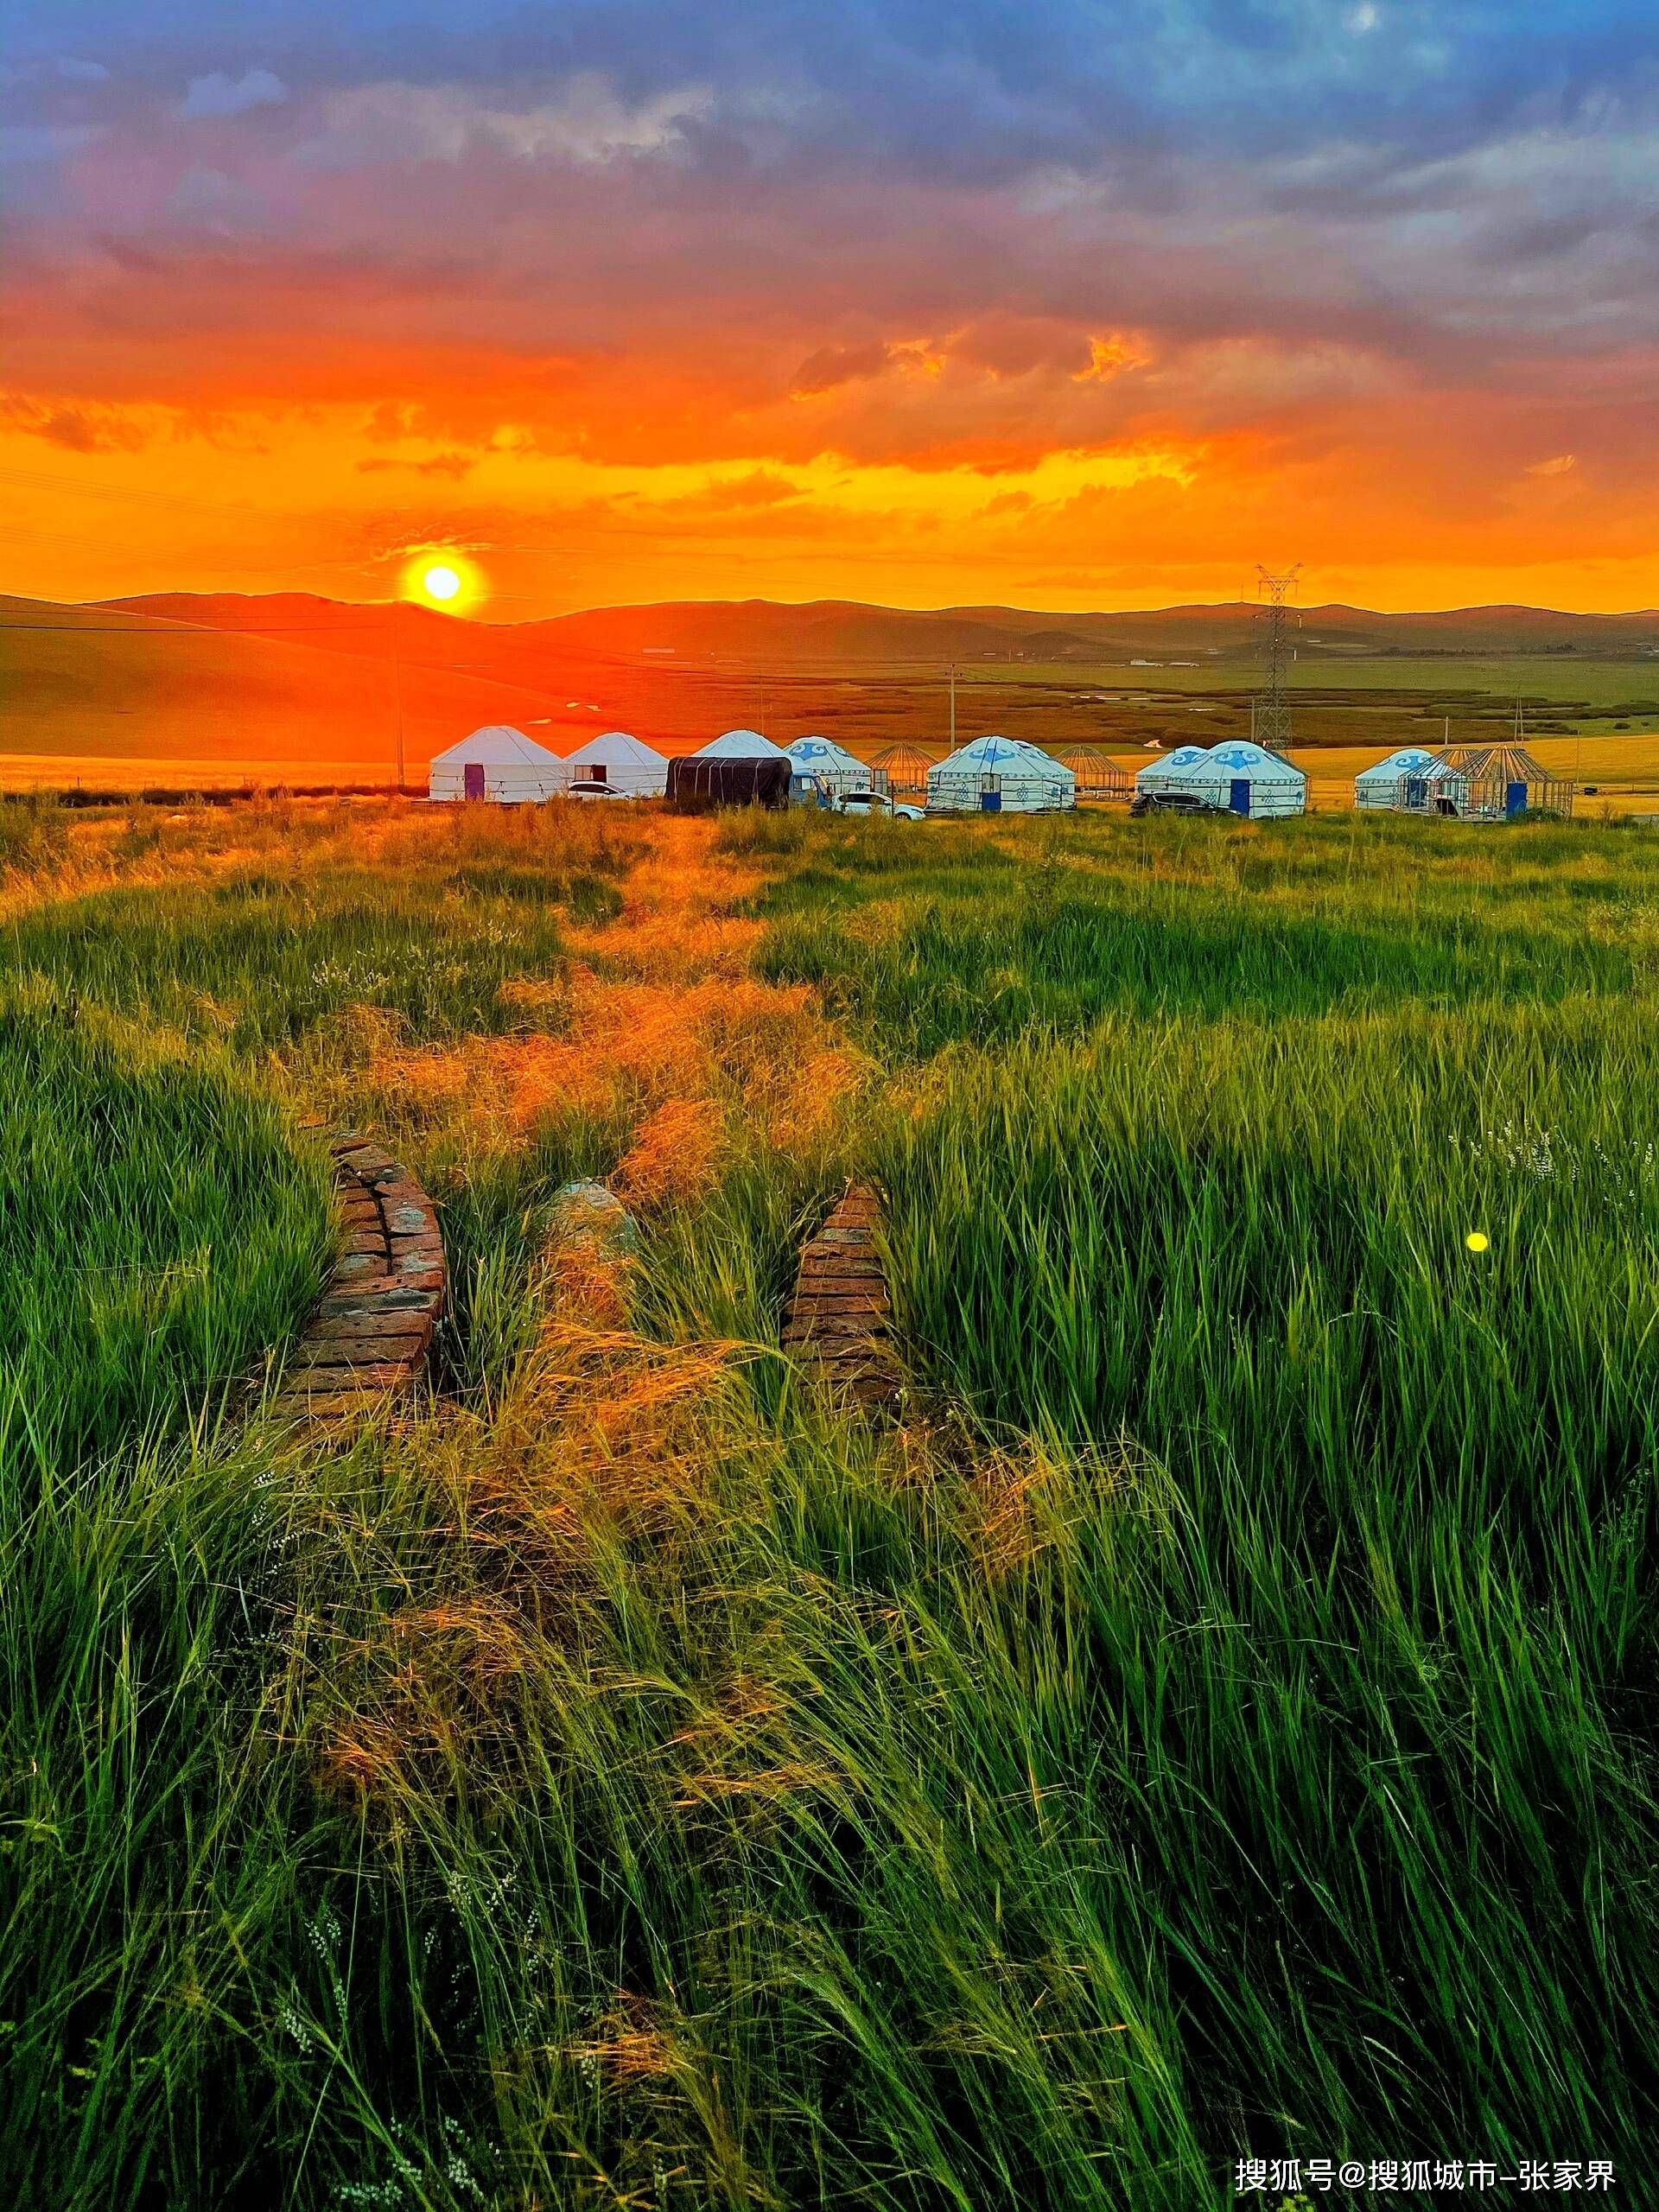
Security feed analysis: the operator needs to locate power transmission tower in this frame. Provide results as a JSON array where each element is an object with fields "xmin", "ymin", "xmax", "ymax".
[{"xmin": 1253, "ymin": 563, "xmax": 1301, "ymax": 754}]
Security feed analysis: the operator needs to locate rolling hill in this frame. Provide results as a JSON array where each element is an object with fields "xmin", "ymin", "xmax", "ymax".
[
  {"xmin": 0, "ymin": 594, "xmax": 595, "ymax": 786},
  {"xmin": 99, "ymin": 590, "xmax": 1659, "ymax": 672}
]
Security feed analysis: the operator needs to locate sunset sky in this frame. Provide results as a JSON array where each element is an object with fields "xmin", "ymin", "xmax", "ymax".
[{"xmin": 3, "ymin": 1, "xmax": 1658, "ymax": 616}]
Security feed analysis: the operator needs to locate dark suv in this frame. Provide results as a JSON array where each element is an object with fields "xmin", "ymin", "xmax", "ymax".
[{"xmin": 1129, "ymin": 790, "xmax": 1223, "ymax": 818}]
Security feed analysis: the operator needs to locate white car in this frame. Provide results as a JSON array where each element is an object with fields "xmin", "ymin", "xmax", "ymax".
[
  {"xmin": 834, "ymin": 790, "xmax": 925, "ymax": 821},
  {"xmin": 566, "ymin": 779, "xmax": 632, "ymax": 802}
]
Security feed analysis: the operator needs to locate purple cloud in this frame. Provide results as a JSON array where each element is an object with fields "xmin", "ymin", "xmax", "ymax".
[{"xmin": 181, "ymin": 67, "xmax": 287, "ymax": 119}]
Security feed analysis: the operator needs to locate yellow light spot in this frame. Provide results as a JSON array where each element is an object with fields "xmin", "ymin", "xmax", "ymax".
[
  {"xmin": 397, "ymin": 548, "xmax": 486, "ymax": 612},
  {"xmin": 1465, "ymin": 1230, "xmax": 1490, "ymax": 1253}
]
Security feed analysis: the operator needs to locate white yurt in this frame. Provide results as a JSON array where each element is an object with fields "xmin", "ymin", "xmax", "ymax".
[
  {"xmin": 785, "ymin": 734, "xmax": 867, "ymax": 803},
  {"xmin": 1354, "ymin": 747, "xmax": 1441, "ymax": 810},
  {"xmin": 1134, "ymin": 744, "xmax": 1214, "ymax": 797},
  {"xmin": 925, "ymin": 734, "xmax": 1075, "ymax": 815},
  {"xmin": 560, "ymin": 729, "xmax": 668, "ymax": 797},
  {"xmin": 1182, "ymin": 741, "xmax": 1306, "ymax": 818},
  {"xmin": 429, "ymin": 726, "xmax": 567, "ymax": 804},
  {"xmin": 692, "ymin": 728, "xmax": 791, "ymax": 760}
]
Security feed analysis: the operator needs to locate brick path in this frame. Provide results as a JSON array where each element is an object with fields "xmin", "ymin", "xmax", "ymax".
[
  {"xmin": 268, "ymin": 1131, "xmax": 446, "ymax": 1422},
  {"xmin": 780, "ymin": 1183, "xmax": 898, "ymax": 1411}
]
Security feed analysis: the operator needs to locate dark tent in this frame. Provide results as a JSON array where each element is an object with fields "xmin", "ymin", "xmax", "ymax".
[{"xmin": 666, "ymin": 756, "xmax": 791, "ymax": 812}]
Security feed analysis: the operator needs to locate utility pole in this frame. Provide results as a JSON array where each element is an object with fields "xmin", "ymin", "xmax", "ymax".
[
  {"xmin": 949, "ymin": 662, "xmax": 957, "ymax": 751},
  {"xmin": 1253, "ymin": 563, "xmax": 1301, "ymax": 754},
  {"xmin": 391, "ymin": 607, "xmax": 406, "ymax": 794}
]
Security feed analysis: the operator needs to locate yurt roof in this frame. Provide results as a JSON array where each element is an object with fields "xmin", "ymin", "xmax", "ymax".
[
  {"xmin": 1201, "ymin": 741, "xmax": 1306, "ymax": 780},
  {"xmin": 785, "ymin": 734, "xmax": 865, "ymax": 771},
  {"xmin": 1138, "ymin": 744, "xmax": 1212, "ymax": 776},
  {"xmin": 1440, "ymin": 742, "xmax": 1552, "ymax": 781},
  {"xmin": 871, "ymin": 741, "xmax": 939, "ymax": 769},
  {"xmin": 429, "ymin": 725, "xmax": 563, "ymax": 769},
  {"xmin": 1356, "ymin": 747, "xmax": 1441, "ymax": 782},
  {"xmin": 693, "ymin": 728, "xmax": 791, "ymax": 760},
  {"xmin": 562, "ymin": 728, "xmax": 664, "ymax": 768},
  {"xmin": 931, "ymin": 734, "xmax": 1067, "ymax": 774}
]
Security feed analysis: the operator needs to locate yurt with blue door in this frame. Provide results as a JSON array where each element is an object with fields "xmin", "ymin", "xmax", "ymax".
[
  {"xmin": 1181, "ymin": 741, "xmax": 1306, "ymax": 818},
  {"xmin": 1354, "ymin": 746, "xmax": 1441, "ymax": 810},
  {"xmin": 925, "ymin": 734, "xmax": 1075, "ymax": 814},
  {"xmin": 1397, "ymin": 743, "xmax": 1573, "ymax": 823},
  {"xmin": 785, "ymin": 734, "xmax": 866, "ymax": 804},
  {"xmin": 1134, "ymin": 744, "xmax": 1214, "ymax": 798},
  {"xmin": 429, "ymin": 726, "xmax": 567, "ymax": 804}
]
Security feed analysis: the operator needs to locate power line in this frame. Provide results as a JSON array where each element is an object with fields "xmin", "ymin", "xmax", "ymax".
[
  {"xmin": 0, "ymin": 461, "xmax": 296, "ymax": 522},
  {"xmin": 1253, "ymin": 563, "xmax": 1301, "ymax": 755}
]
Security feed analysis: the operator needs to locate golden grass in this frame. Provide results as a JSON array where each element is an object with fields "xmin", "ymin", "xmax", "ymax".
[
  {"xmin": 307, "ymin": 812, "xmax": 871, "ymax": 1183},
  {"xmin": 289, "ymin": 786, "xmax": 815, "ymax": 1798},
  {"xmin": 1, "ymin": 789, "xmax": 653, "ymax": 919},
  {"xmin": 308, "ymin": 1303, "xmax": 748, "ymax": 1808},
  {"xmin": 614, "ymin": 1095, "xmax": 726, "ymax": 1207}
]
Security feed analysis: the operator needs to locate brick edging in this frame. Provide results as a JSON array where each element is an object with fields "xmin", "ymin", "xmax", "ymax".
[
  {"xmin": 267, "ymin": 1130, "xmax": 446, "ymax": 1423},
  {"xmin": 780, "ymin": 1183, "xmax": 899, "ymax": 1411}
]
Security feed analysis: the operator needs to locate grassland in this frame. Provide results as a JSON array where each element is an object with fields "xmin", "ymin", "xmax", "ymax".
[
  {"xmin": 967, "ymin": 650, "xmax": 1659, "ymax": 706},
  {"xmin": 0, "ymin": 976, "xmax": 334, "ymax": 1484},
  {"xmin": 3, "ymin": 794, "xmax": 1658, "ymax": 2207}
]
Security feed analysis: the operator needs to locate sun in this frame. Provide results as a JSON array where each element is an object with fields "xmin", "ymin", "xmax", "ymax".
[{"xmin": 399, "ymin": 548, "xmax": 486, "ymax": 612}]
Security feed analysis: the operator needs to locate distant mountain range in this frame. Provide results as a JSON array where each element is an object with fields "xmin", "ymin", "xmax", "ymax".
[{"xmin": 94, "ymin": 591, "xmax": 1659, "ymax": 666}]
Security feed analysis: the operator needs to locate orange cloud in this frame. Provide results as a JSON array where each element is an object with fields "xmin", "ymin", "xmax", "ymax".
[{"xmin": 1075, "ymin": 334, "xmax": 1149, "ymax": 382}]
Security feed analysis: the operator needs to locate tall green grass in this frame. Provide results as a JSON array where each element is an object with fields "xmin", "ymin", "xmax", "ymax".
[
  {"xmin": 865, "ymin": 1004, "xmax": 1659, "ymax": 2177},
  {"xmin": 5, "ymin": 874, "xmax": 593, "ymax": 1051},
  {"xmin": 3, "ymin": 796, "xmax": 638, "ymax": 1052},
  {"xmin": 757, "ymin": 810, "xmax": 1659, "ymax": 2188},
  {"xmin": 7, "ymin": 804, "xmax": 1659, "ymax": 2206},
  {"xmin": 0, "ymin": 982, "xmax": 332, "ymax": 1481},
  {"xmin": 0, "ymin": 981, "xmax": 336, "ymax": 2204},
  {"xmin": 753, "ymin": 810, "xmax": 1659, "ymax": 1053}
]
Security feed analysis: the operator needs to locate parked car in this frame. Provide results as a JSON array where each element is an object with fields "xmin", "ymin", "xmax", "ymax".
[
  {"xmin": 1129, "ymin": 790, "xmax": 1224, "ymax": 818},
  {"xmin": 834, "ymin": 790, "xmax": 925, "ymax": 821},
  {"xmin": 566, "ymin": 779, "xmax": 631, "ymax": 801}
]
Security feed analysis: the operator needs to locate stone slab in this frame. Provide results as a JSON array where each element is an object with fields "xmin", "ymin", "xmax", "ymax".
[
  {"xmin": 289, "ymin": 1344, "xmax": 411, "ymax": 1380},
  {"xmin": 269, "ymin": 1128, "xmax": 448, "ymax": 1424},
  {"xmin": 308, "ymin": 1318, "xmax": 431, "ymax": 1354},
  {"xmin": 782, "ymin": 1184, "xmax": 898, "ymax": 1414},
  {"xmin": 319, "ymin": 1285, "xmax": 439, "ymax": 1316}
]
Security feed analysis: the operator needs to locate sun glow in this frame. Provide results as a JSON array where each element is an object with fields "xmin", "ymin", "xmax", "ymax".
[{"xmin": 400, "ymin": 548, "xmax": 486, "ymax": 611}]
